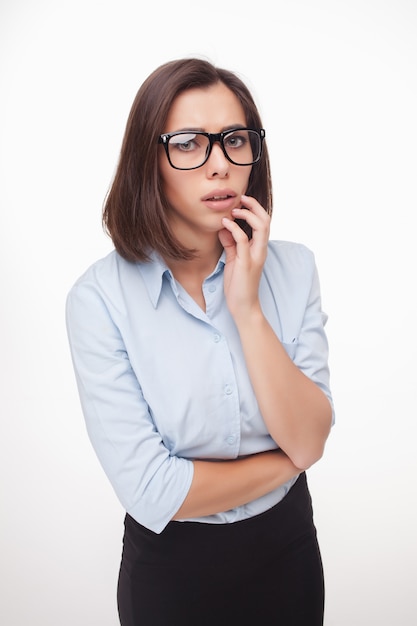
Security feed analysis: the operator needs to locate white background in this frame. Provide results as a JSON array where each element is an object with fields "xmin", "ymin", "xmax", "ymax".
[{"xmin": 1, "ymin": 1, "xmax": 416, "ymax": 624}]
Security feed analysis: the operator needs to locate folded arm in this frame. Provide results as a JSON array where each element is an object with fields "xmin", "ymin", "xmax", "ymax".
[
  {"xmin": 66, "ymin": 279, "xmax": 299, "ymax": 533},
  {"xmin": 219, "ymin": 197, "xmax": 333, "ymax": 471},
  {"xmin": 173, "ymin": 450, "xmax": 299, "ymax": 520}
]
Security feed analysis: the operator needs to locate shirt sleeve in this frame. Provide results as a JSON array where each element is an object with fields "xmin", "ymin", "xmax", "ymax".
[
  {"xmin": 293, "ymin": 253, "xmax": 335, "ymax": 424},
  {"xmin": 65, "ymin": 278, "xmax": 194, "ymax": 534},
  {"xmin": 264, "ymin": 242, "xmax": 335, "ymax": 425}
]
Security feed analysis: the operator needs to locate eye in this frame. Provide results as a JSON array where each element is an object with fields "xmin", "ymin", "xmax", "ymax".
[
  {"xmin": 170, "ymin": 133, "xmax": 201, "ymax": 152},
  {"xmin": 224, "ymin": 131, "xmax": 248, "ymax": 150}
]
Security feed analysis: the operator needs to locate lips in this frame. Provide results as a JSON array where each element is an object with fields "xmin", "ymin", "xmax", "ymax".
[{"xmin": 202, "ymin": 188, "xmax": 237, "ymax": 202}]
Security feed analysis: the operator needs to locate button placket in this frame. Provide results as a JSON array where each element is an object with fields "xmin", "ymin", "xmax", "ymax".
[{"xmin": 205, "ymin": 321, "xmax": 241, "ymax": 456}]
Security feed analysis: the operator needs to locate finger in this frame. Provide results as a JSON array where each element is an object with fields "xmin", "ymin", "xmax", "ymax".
[
  {"xmin": 240, "ymin": 195, "xmax": 270, "ymax": 220},
  {"xmin": 221, "ymin": 217, "xmax": 250, "ymax": 245},
  {"xmin": 234, "ymin": 195, "xmax": 270, "ymax": 227},
  {"xmin": 218, "ymin": 226, "xmax": 236, "ymax": 252},
  {"xmin": 231, "ymin": 207, "xmax": 268, "ymax": 229},
  {"xmin": 231, "ymin": 207, "xmax": 270, "ymax": 245}
]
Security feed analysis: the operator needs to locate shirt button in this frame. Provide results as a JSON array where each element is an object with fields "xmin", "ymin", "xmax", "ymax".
[
  {"xmin": 208, "ymin": 284, "xmax": 216, "ymax": 293},
  {"xmin": 226, "ymin": 435, "xmax": 236, "ymax": 445},
  {"xmin": 213, "ymin": 333, "xmax": 221, "ymax": 343},
  {"xmin": 224, "ymin": 384, "xmax": 232, "ymax": 395}
]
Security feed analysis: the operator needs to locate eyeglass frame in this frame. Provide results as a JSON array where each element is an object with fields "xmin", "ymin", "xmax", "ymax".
[{"xmin": 158, "ymin": 127, "xmax": 266, "ymax": 171}]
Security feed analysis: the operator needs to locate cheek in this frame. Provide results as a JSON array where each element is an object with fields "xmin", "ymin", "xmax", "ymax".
[
  {"xmin": 158, "ymin": 153, "xmax": 172, "ymax": 188},
  {"xmin": 159, "ymin": 159, "xmax": 179, "ymax": 200},
  {"xmin": 162, "ymin": 172, "xmax": 183, "ymax": 200},
  {"xmin": 160, "ymin": 170, "xmax": 195, "ymax": 211},
  {"xmin": 240, "ymin": 167, "xmax": 252, "ymax": 193},
  {"xmin": 161, "ymin": 164, "xmax": 197, "ymax": 196}
]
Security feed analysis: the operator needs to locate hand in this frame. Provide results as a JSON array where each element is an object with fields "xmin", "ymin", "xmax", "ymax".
[{"xmin": 218, "ymin": 194, "xmax": 270, "ymax": 319}]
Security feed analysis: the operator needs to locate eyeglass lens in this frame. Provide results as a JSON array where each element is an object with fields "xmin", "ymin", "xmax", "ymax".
[{"xmin": 167, "ymin": 129, "xmax": 261, "ymax": 169}]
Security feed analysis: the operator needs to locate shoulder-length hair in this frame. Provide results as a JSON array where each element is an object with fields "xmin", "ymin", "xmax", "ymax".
[{"xmin": 103, "ymin": 58, "xmax": 273, "ymax": 262}]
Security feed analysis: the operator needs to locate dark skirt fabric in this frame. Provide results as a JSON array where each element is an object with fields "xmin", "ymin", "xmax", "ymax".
[{"xmin": 117, "ymin": 472, "xmax": 324, "ymax": 626}]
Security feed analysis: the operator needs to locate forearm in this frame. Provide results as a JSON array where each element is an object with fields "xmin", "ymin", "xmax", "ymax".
[
  {"xmin": 236, "ymin": 309, "xmax": 332, "ymax": 470},
  {"xmin": 173, "ymin": 449, "xmax": 299, "ymax": 520}
]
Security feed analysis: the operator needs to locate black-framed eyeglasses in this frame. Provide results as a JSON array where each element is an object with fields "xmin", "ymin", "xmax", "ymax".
[{"xmin": 158, "ymin": 127, "xmax": 265, "ymax": 170}]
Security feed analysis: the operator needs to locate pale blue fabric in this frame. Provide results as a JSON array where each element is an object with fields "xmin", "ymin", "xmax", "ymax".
[{"xmin": 66, "ymin": 241, "xmax": 334, "ymax": 534}]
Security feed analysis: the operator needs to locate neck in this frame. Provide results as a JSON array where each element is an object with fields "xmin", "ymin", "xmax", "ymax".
[
  {"xmin": 166, "ymin": 234, "xmax": 223, "ymax": 279},
  {"xmin": 164, "ymin": 237, "xmax": 223, "ymax": 312},
  {"xmin": 169, "ymin": 248, "xmax": 222, "ymax": 281}
]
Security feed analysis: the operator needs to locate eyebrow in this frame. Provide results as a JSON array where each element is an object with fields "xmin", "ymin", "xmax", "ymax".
[{"xmin": 169, "ymin": 124, "xmax": 247, "ymax": 133}]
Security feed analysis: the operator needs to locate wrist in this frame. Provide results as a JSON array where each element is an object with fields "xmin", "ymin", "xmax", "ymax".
[{"xmin": 231, "ymin": 301, "xmax": 264, "ymax": 329}]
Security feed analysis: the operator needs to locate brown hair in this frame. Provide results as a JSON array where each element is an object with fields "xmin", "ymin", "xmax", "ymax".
[{"xmin": 102, "ymin": 58, "xmax": 273, "ymax": 262}]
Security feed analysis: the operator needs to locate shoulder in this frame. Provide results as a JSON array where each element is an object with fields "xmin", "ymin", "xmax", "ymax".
[
  {"xmin": 66, "ymin": 251, "xmax": 165, "ymax": 318},
  {"xmin": 69, "ymin": 250, "xmax": 127, "ymax": 288},
  {"xmin": 261, "ymin": 241, "xmax": 320, "ymax": 319},
  {"xmin": 66, "ymin": 250, "xmax": 146, "ymax": 313},
  {"xmin": 265, "ymin": 240, "xmax": 316, "ymax": 280},
  {"xmin": 267, "ymin": 240, "xmax": 314, "ymax": 264},
  {"xmin": 67, "ymin": 250, "xmax": 145, "ymax": 296}
]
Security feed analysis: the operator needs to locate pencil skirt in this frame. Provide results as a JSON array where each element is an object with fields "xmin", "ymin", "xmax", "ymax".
[{"xmin": 117, "ymin": 472, "xmax": 324, "ymax": 626}]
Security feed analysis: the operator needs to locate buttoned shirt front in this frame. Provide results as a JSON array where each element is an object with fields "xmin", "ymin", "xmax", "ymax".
[{"xmin": 66, "ymin": 240, "xmax": 334, "ymax": 533}]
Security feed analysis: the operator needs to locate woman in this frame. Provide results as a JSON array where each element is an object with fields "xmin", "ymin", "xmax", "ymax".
[{"xmin": 66, "ymin": 58, "xmax": 334, "ymax": 625}]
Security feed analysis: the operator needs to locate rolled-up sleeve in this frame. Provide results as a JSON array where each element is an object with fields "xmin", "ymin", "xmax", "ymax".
[
  {"xmin": 66, "ymin": 280, "xmax": 194, "ymax": 534},
  {"xmin": 263, "ymin": 242, "xmax": 335, "ymax": 425},
  {"xmin": 295, "ymin": 262, "xmax": 335, "ymax": 424}
]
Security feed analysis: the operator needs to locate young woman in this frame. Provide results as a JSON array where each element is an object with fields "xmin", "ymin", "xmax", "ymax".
[{"xmin": 66, "ymin": 58, "xmax": 334, "ymax": 625}]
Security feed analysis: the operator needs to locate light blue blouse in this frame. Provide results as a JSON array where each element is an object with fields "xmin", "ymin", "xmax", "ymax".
[{"xmin": 66, "ymin": 241, "xmax": 334, "ymax": 534}]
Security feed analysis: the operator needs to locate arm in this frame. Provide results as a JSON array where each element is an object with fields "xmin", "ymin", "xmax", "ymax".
[
  {"xmin": 233, "ymin": 309, "xmax": 332, "ymax": 470},
  {"xmin": 66, "ymin": 277, "xmax": 298, "ymax": 533},
  {"xmin": 173, "ymin": 450, "xmax": 299, "ymax": 520},
  {"xmin": 219, "ymin": 196, "xmax": 333, "ymax": 471}
]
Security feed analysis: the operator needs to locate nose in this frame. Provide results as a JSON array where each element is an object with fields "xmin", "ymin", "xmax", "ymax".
[{"xmin": 206, "ymin": 142, "xmax": 229, "ymax": 178}]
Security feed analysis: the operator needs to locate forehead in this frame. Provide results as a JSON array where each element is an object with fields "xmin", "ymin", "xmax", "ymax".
[{"xmin": 165, "ymin": 82, "xmax": 247, "ymax": 132}]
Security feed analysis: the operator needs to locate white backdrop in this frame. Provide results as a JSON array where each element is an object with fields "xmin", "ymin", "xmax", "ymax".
[{"xmin": 1, "ymin": 1, "xmax": 416, "ymax": 624}]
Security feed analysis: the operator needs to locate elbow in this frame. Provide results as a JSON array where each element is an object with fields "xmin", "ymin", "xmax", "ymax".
[
  {"xmin": 278, "ymin": 404, "xmax": 333, "ymax": 471},
  {"xmin": 290, "ymin": 441, "xmax": 327, "ymax": 472},
  {"xmin": 292, "ymin": 452, "xmax": 323, "ymax": 472},
  {"xmin": 293, "ymin": 409, "xmax": 333, "ymax": 470}
]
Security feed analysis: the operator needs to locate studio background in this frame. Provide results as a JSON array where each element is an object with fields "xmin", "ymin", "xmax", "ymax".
[{"xmin": 1, "ymin": 1, "xmax": 416, "ymax": 624}]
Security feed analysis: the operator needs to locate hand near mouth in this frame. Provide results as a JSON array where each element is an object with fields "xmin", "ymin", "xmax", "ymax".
[{"xmin": 218, "ymin": 194, "xmax": 270, "ymax": 320}]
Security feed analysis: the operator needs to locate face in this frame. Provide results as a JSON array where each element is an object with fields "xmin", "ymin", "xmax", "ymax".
[{"xmin": 159, "ymin": 82, "xmax": 252, "ymax": 247}]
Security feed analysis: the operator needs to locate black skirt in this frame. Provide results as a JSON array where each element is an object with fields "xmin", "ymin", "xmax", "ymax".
[{"xmin": 117, "ymin": 472, "xmax": 324, "ymax": 626}]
